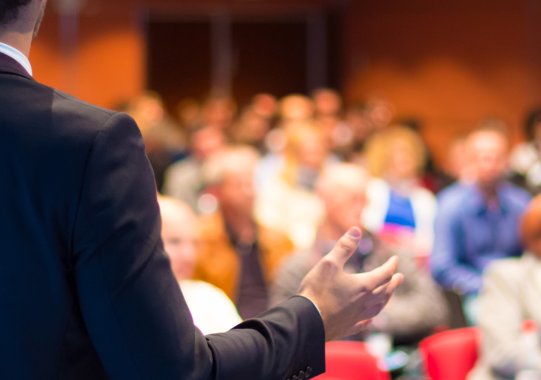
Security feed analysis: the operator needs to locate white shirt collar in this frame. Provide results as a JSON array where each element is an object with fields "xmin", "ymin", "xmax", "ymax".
[{"xmin": 0, "ymin": 42, "xmax": 33, "ymax": 77}]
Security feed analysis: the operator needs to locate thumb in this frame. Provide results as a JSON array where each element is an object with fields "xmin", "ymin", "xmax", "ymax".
[{"xmin": 326, "ymin": 227, "xmax": 362, "ymax": 267}]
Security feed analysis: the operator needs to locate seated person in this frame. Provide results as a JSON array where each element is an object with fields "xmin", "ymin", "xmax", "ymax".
[
  {"xmin": 158, "ymin": 195, "xmax": 242, "ymax": 335},
  {"xmin": 255, "ymin": 123, "xmax": 337, "ymax": 250},
  {"xmin": 469, "ymin": 195, "xmax": 541, "ymax": 380},
  {"xmin": 162, "ymin": 126, "xmax": 226, "ymax": 214},
  {"xmin": 194, "ymin": 146, "xmax": 295, "ymax": 319},
  {"xmin": 431, "ymin": 125, "xmax": 531, "ymax": 322},
  {"xmin": 270, "ymin": 164, "xmax": 448, "ymax": 344},
  {"xmin": 362, "ymin": 126, "xmax": 437, "ymax": 257}
]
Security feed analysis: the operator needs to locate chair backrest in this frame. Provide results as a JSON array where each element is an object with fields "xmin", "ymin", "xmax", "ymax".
[
  {"xmin": 419, "ymin": 327, "xmax": 481, "ymax": 380},
  {"xmin": 315, "ymin": 341, "xmax": 391, "ymax": 380}
]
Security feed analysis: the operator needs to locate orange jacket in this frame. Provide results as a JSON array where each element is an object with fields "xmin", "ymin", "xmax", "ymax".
[{"xmin": 194, "ymin": 212, "xmax": 295, "ymax": 302}]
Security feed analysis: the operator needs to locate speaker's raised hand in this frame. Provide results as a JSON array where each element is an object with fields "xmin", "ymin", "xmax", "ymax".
[{"xmin": 299, "ymin": 227, "xmax": 404, "ymax": 341}]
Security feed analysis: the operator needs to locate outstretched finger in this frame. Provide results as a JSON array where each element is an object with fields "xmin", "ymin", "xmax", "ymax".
[
  {"xmin": 358, "ymin": 256, "xmax": 399, "ymax": 290},
  {"xmin": 371, "ymin": 273, "xmax": 404, "ymax": 299},
  {"xmin": 325, "ymin": 227, "xmax": 363, "ymax": 267}
]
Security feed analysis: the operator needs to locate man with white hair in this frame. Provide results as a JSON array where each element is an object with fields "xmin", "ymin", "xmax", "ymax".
[
  {"xmin": 158, "ymin": 196, "xmax": 242, "ymax": 335},
  {"xmin": 194, "ymin": 145, "xmax": 295, "ymax": 319},
  {"xmin": 271, "ymin": 164, "xmax": 447, "ymax": 343}
]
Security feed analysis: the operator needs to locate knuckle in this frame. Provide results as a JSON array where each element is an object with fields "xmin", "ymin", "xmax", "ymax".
[
  {"xmin": 319, "ymin": 258, "xmax": 337, "ymax": 273},
  {"xmin": 336, "ymin": 239, "xmax": 355, "ymax": 252}
]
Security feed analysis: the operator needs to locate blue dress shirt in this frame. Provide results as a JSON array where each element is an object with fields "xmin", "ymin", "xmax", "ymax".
[{"xmin": 431, "ymin": 182, "xmax": 531, "ymax": 295}]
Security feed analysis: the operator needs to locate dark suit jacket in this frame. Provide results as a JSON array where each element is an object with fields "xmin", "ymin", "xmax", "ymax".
[{"xmin": 0, "ymin": 52, "xmax": 325, "ymax": 379}]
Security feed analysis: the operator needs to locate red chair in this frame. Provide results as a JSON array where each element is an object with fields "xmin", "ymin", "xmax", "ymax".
[
  {"xmin": 419, "ymin": 327, "xmax": 481, "ymax": 380},
  {"xmin": 315, "ymin": 341, "xmax": 390, "ymax": 380}
]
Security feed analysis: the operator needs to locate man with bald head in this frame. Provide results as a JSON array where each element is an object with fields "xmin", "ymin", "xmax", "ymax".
[
  {"xmin": 271, "ymin": 164, "xmax": 447, "ymax": 344},
  {"xmin": 431, "ymin": 125, "xmax": 531, "ymax": 308},
  {"xmin": 468, "ymin": 195, "xmax": 541, "ymax": 380}
]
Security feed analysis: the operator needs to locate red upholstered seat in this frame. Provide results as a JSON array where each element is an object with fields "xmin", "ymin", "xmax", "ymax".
[
  {"xmin": 315, "ymin": 341, "xmax": 390, "ymax": 380},
  {"xmin": 419, "ymin": 327, "xmax": 481, "ymax": 380}
]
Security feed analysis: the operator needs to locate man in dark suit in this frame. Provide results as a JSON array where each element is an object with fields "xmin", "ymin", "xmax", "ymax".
[{"xmin": 0, "ymin": 1, "xmax": 403, "ymax": 379}]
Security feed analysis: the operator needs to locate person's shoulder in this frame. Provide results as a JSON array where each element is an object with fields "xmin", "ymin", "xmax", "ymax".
[
  {"xmin": 410, "ymin": 185, "xmax": 437, "ymax": 208},
  {"xmin": 412, "ymin": 184, "xmax": 435, "ymax": 198},
  {"xmin": 50, "ymin": 87, "xmax": 117, "ymax": 127},
  {"xmin": 437, "ymin": 182, "xmax": 469, "ymax": 200},
  {"xmin": 484, "ymin": 256, "xmax": 524, "ymax": 283},
  {"xmin": 436, "ymin": 183, "xmax": 472, "ymax": 212},
  {"xmin": 500, "ymin": 181, "xmax": 532, "ymax": 206},
  {"xmin": 164, "ymin": 156, "xmax": 199, "ymax": 177},
  {"xmin": 48, "ymin": 88, "xmax": 145, "ymax": 147}
]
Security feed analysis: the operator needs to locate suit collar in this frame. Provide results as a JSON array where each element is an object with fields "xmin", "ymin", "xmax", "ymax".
[{"xmin": 0, "ymin": 52, "xmax": 34, "ymax": 81}]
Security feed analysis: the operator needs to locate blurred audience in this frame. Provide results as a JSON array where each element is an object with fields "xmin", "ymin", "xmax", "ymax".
[
  {"xmin": 468, "ymin": 194, "xmax": 541, "ymax": 380},
  {"xmin": 441, "ymin": 137, "xmax": 476, "ymax": 187},
  {"xmin": 313, "ymin": 88, "xmax": 342, "ymax": 120},
  {"xmin": 256, "ymin": 95, "xmax": 318, "ymax": 184},
  {"xmin": 270, "ymin": 164, "xmax": 448, "ymax": 344},
  {"xmin": 158, "ymin": 195, "xmax": 242, "ymax": 334},
  {"xmin": 127, "ymin": 91, "xmax": 186, "ymax": 190},
  {"xmin": 510, "ymin": 108, "xmax": 541, "ymax": 194},
  {"xmin": 251, "ymin": 93, "xmax": 278, "ymax": 120},
  {"xmin": 193, "ymin": 146, "xmax": 295, "ymax": 319},
  {"xmin": 163, "ymin": 126, "xmax": 226, "ymax": 214},
  {"xmin": 201, "ymin": 96, "xmax": 237, "ymax": 133},
  {"xmin": 231, "ymin": 94, "xmax": 278, "ymax": 154},
  {"xmin": 431, "ymin": 125, "xmax": 531, "ymax": 323},
  {"xmin": 346, "ymin": 102, "xmax": 378, "ymax": 164},
  {"xmin": 255, "ymin": 123, "xmax": 336, "ymax": 249},
  {"xmin": 176, "ymin": 98, "xmax": 203, "ymax": 132},
  {"xmin": 123, "ymin": 83, "xmax": 541, "ymax": 349},
  {"xmin": 362, "ymin": 126, "xmax": 438, "ymax": 257},
  {"xmin": 365, "ymin": 97, "xmax": 395, "ymax": 129},
  {"xmin": 312, "ymin": 88, "xmax": 353, "ymax": 158},
  {"xmin": 278, "ymin": 94, "xmax": 314, "ymax": 124},
  {"xmin": 230, "ymin": 106, "xmax": 271, "ymax": 153}
]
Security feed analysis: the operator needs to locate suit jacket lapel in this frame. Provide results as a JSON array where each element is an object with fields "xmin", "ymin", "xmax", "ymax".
[{"xmin": 0, "ymin": 52, "xmax": 33, "ymax": 81}]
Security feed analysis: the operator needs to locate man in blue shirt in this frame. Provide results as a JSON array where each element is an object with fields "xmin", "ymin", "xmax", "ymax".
[{"xmin": 431, "ymin": 126, "xmax": 531, "ymax": 302}]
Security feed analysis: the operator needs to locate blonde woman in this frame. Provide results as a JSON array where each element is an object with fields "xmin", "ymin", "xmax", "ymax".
[
  {"xmin": 255, "ymin": 123, "xmax": 337, "ymax": 250},
  {"xmin": 361, "ymin": 126, "xmax": 437, "ymax": 257}
]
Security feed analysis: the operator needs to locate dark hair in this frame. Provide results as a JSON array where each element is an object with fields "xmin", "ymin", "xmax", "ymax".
[
  {"xmin": 525, "ymin": 108, "xmax": 541, "ymax": 141},
  {"xmin": 0, "ymin": 0, "xmax": 32, "ymax": 25}
]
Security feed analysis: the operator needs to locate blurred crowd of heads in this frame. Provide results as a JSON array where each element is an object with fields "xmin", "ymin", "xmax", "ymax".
[
  {"xmin": 119, "ymin": 88, "xmax": 541, "ymax": 209},
  {"xmin": 122, "ymin": 87, "xmax": 541, "ymax": 200},
  {"xmin": 120, "ymin": 88, "xmax": 541, "ymax": 262}
]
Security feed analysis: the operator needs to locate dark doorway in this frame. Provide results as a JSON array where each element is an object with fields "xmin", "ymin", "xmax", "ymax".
[
  {"xmin": 231, "ymin": 21, "xmax": 307, "ymax": 104},
  {"xmin": 147, "ymin": 20, "xmax": 211, "ymax": 115},
  {"xmin": 147, "ymin": 11, "xmax": 339, "ymax": 115}
]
